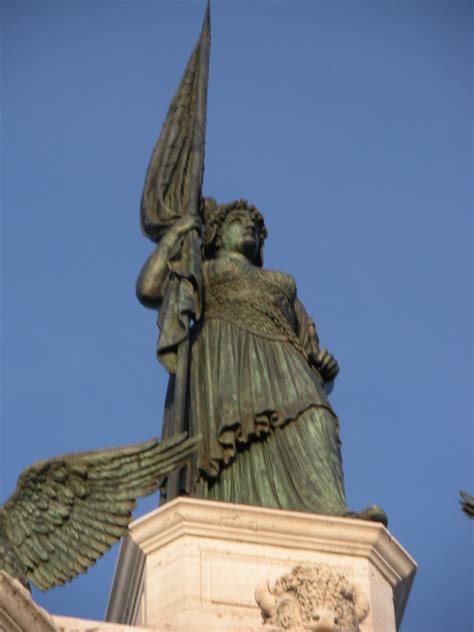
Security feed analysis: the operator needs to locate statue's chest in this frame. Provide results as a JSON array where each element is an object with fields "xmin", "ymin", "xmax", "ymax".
[
  {"xmin": 204, "ymin": 262, "xmax": 295, "ymax": 303},
  {"xmin": 203, "ymin": 262, "xmax": 298, "ymax": 335}
]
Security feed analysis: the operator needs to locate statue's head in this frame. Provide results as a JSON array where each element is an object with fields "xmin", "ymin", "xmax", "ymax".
[{"xmin": 202, "ymin": 198, "xmax": 268, "ymax": 266}]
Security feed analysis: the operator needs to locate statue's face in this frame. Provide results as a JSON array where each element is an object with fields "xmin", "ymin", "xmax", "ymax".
[{"xmin": 219, "ymin": 209, "xmax": 260, "ymax": 261}]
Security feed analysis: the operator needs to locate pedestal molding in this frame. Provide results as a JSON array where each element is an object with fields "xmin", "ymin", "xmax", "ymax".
[
  {"xmin": 131, "ymin": 498, "xmax": 415, "ymax": 589},
  {"xmin": 0, "ymin": 571, "xmax": 59, "ymax": 632},
  {"xmin": 106, "ymin": 497, "xmax": 417, "ymax": 631}
]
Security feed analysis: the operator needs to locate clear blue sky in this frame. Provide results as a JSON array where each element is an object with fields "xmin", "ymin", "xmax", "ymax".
[{"xmin": 1, "ymin": 1, "xmax": 472, "ymax": 630}]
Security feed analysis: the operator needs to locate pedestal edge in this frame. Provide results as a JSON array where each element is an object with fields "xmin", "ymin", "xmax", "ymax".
[{"xmin": 106, "ymin": 497, "xmax": 417, "ymax": 629}]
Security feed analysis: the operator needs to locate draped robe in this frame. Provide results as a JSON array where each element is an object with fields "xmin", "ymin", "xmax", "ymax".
[{"xmin": 159, "ymin": 254, "xmax": 348, "ymax": 516}]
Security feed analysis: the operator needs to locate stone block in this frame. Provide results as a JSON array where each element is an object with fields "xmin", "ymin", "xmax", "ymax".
[{"xmin": 106, "ymin": 498, "xmax": 416, "ymax": 632}]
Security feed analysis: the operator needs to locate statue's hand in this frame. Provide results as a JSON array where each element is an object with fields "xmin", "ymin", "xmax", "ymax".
[
  {"xmin": 312, "ymin": 348, "xmax": 339, "ymax": 383},
  {"xmin": 174, "ymin": 215, "xmax": 202, "ymax": 238},
  {"xmin": 162, "ymin": 216, "xmax": 202, "ymax": 250}
]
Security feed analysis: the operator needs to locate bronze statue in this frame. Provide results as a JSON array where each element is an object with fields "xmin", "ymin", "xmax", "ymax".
[
  {"xmin": 0, "ymin": 433, "xmax": 198, "ymax": 589},
  {"xmin": 460, "ymin": 491, "xmax": 474, "ymax": 519},
  {"xmin": 137, "ymin": 3, "xmax": 386, "ymax": 524}
]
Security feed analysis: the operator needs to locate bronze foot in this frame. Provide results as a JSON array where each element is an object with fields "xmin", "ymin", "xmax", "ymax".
[{"xmin": 345, "ymin": 504, "xmax": 388, "ymax": 528}]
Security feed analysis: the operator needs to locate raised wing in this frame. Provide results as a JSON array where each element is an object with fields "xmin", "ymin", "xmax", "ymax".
[{"xmin": 1, "ymin": 433, "xmax": 198, "ymax": 590}]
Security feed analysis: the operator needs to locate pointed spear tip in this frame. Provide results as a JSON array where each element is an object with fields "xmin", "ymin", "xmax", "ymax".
[{"xmin": 203, "ymin": 0, "xmax": 211, "ymax": 31}]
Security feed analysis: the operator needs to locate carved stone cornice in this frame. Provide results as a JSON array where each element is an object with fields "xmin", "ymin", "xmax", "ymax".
[
  {"xmin": 0, "ymin": 571, "xmax": 58, "ymax": 632},
  {"xmin": 106, "ymin": 497, "xmax": 416, "ymax": 631}
]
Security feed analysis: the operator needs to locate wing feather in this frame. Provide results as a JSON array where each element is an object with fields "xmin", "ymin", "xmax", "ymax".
[
  {"xmin": 460, "ymin": 490, "xmax": 474, "ymax": 519},
  {"xmin": 2, "ymin": 432, "xmax": 199, "ymax": 590}
]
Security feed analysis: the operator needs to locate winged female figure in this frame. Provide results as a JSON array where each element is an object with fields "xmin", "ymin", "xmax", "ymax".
[{"xmin": 0, "ymin": 432, "xmax": 198, "ymax": 590}]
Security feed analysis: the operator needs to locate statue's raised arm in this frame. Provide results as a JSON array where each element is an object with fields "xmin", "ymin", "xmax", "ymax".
[{"xmin": 136, "ymin": 215, "xmax": 202, "ymax": 311}]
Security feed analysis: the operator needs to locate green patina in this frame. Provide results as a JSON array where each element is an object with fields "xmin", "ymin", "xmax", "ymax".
[{"xmin": 137, "ymin": 4, "xmax": 386, "ymax": 526}]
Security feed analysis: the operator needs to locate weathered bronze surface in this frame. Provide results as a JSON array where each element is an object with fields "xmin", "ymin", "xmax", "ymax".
[
  {"xmin": 460, "ymin": 491, "xmax": 474, "ymax": 519},
  {"xmin": 0, "ymin": 433, "xmax": 198, "ymax": 589},
  {"xmin": 137, "ymin": 2, "xmax": 386, "ymax": 525}
]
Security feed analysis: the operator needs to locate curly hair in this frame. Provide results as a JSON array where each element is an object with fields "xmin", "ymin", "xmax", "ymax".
[{"xmin": 202, "ymin": 198, "xmax": 268, "ymax": 265}]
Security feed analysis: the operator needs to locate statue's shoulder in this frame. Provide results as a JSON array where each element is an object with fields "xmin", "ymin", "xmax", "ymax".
[
  {"xmin": 263, "ymin": 268, "xmax": 297, "ymax": 302},
  {"xmin": 203, "ymin": 260, "xmax": 297, "ymax": 302}
]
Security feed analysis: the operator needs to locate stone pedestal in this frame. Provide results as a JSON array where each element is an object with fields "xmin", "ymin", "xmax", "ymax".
[
  {"xmin": 106, "ymin": 497, "xmax": 416, "ymax": 632},
  {"xmin": 0, "ymin": 571, "xmax": 58, "ymax": 632},
  {"xmin": 52, "ymin": 616, "xmax": 150, "ymax": 632}
]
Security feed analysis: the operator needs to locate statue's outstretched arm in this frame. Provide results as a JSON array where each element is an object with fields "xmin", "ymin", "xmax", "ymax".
[{"xmin": 136, "ymin": 216, "xmax": 201, "ymax": 309}]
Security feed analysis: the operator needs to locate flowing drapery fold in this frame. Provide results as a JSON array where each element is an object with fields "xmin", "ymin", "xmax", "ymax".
[
  {"xmin": 140, "ymin": 2, "xmax": 210, "ymax": 374},
  {"xmin": 139, "ymin": 3, "xmax": 211, "ymax": 499}
]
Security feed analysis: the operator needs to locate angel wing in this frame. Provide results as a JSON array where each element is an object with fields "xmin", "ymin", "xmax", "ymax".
[
  {"xmin": 460, "ymin": 490, "xmax": 474, "ymax": 519},
  {"xmin": 0, "ymin": 432, "xmax": 199, "ymax": 590}
]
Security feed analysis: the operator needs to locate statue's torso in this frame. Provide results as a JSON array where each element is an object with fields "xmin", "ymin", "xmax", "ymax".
[
  {"xmin": 187, "ymin": 256, "xmax": 336, "ymax": 483},
  {"xmin": 201, "ymin": 258, "xmax": 300, "ymax": 346}
]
